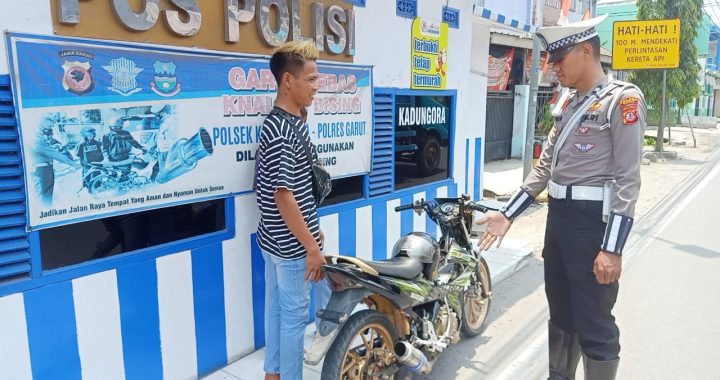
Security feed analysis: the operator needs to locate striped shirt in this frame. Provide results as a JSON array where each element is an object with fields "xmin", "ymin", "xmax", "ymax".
[{"xmin": 256, "ymin": 107, "xmax": 321, "ymax": 260}]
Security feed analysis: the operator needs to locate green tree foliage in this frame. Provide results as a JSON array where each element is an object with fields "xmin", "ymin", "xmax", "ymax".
[{"xmin": 630, "ymin": 0, "xmax": 703, "ymax": 111}]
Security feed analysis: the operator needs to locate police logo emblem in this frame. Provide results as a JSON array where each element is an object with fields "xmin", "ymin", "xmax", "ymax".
[
  {"xmin": 620, "ymin": 97, "xmax": 639, "ymax": 125},
  {"xmin": 103, "ymin": 58, "xmax": 143, "ymax": 96},
  {"xmin": 574, "ymin": 143, "xmax": 595, "ymax": 153},
  {"xmin": 624, "ymin": 111, "xmax": 638, "ymax": 124},
  {"xmin": 150, "ymin": 61, "xmax": 181, "ymax": 97},
  {"xmin": 61, "ymin": 61, "xmax": 94, "ymax": 96}
]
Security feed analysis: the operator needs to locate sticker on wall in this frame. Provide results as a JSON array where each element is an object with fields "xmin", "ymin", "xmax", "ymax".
[
  {"xmin": 6, "ymin": 33, "xmax": 373, "ymax": 230},
  {"xmin": 411, "ymin": 18, "xmax": 449, "ymax": 90}
]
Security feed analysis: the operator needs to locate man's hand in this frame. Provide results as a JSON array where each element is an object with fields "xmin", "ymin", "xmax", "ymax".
[
  {"xmin": 305, "ymin": 246, "xmax": 325, "ymax": 283},
  {"xmin": 475, "ymin": 212, "xmax": 512, "ymax": 251},
  {"xmin": 593, "ymin": 251, "xmax": 622, "ymax": 284},
  {"xmin": 274, "ymin": 189, "xmax": 325, "ymax": 282}
]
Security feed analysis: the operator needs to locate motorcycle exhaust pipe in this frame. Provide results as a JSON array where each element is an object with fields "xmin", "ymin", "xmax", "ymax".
[
  {"xmin": 394, "ymin": 341, "xmax": 432, "ymax": 374},
  {"xmin": 155, "ymin": 128, "xmax": 213, "ymax": 184}
]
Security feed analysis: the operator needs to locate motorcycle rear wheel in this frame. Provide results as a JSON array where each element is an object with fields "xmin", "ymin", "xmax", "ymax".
[
  {"xmin": 460, "ymin": 257, "xmax": 492, "ymax": 337},
  {"xmin": 321, "ymin": 309, "xmax": 400, "ymax": 380}
]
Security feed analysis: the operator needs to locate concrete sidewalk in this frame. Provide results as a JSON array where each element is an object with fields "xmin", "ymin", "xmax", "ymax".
[
  {"xmin": 202, "ymin": 240, "xmax": 533, "ymax": 380},
  {"xmin": 482, "ymin": 158, "xmax": 524, "ymax": 199}
]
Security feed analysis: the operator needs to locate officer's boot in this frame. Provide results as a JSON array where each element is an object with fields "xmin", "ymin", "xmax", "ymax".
[
  {"xmin": 548, "ymin": 322, "xmax": 582, "ymax": 380},
  {"xmin": 582, "ymin": 354, "xmax": 619, "ymax": 380}
]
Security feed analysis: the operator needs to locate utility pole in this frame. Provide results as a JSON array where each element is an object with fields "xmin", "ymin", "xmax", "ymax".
[
  {"xmin": 656, "ymin": 69, "xmax": 666, "ymax": 152},
  {"xmin": 523, "ymin": 0, "xmax": 543, "ymax": 180}
]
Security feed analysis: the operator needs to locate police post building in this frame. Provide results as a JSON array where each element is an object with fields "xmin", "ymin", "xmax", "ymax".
[{"xmin": 0, "ymin": 0, "xmax": 510, "ymax": 378}]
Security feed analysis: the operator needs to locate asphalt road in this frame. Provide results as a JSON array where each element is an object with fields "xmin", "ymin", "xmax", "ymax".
[{"xmin": 421, "ymin": 150, "xmax": 720, "ymax": 380}]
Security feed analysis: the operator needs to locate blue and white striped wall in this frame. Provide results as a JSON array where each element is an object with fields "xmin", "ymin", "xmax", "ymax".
[
  {"xmin": 0, "ymin": 73, "xmax": 486, "ymax": 377},
  {"xmin": 0, "ymin": 159, "xmax": 488, "ymax": 379},
  {"xmin": 0, "ymin": 86, "xmax": 487, "ymax": 380},
  {"xmin": 0, "ymin": 197, "xmax": 258, "ymax": 380}
]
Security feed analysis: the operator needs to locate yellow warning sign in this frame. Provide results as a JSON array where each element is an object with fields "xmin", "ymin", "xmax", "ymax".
[{"xmin": 612, "ymin": 19, "xmax": 680, "ymax": 70}]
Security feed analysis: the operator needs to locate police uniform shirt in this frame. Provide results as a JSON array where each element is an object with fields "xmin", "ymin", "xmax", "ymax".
[{"xmin": 502, "ymin": 77, "xmax": 646, "ymax": 254}]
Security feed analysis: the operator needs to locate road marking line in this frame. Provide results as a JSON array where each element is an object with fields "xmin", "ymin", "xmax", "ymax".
[
  {"xmin": 493, "ymin": 152, "xmax": 720, "ymax": 379},
  {"xmin": 627, "ymin": 154, "xmax": 720, "ymax": 264},
  {"xmin": 494, "ymin": 327, "xmax": 548, "ymax": 380}
]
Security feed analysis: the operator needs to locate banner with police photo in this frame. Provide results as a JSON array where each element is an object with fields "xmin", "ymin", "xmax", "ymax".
[{"xmin": 6, "ymin": 33, "xmax": 373, "ymax": 230}]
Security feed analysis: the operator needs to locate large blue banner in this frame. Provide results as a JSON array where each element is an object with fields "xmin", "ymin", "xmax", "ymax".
[{"xmin": 6, "ymin": 33, "xmax": 373, "ymax": 230}]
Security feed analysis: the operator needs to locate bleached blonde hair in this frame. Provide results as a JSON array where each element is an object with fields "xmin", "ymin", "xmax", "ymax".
[
  {"xmin": 270, "ymin": 40, "xmax": 320, "ymax": 84},
  {"xmin": 274, "ymin": 40, "xmax": 320, "ymax": 60}
]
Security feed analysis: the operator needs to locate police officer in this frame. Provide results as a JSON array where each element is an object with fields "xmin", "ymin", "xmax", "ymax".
[
  {"xmin": 32, "ymin": 121, "xmax": 81, "ymax": 204},
  {"xmin": 477, "ymin": 15, "xmax": 645, "ymax": 380},
  {"xmin": 102, "ymin": 118, "xmax": 146, "ymax": 162},
  {"xmin": 76, "ymin": 126, "xmax": 104, "ymax": 189},
  {"xmin": 76, "ymin": 126, "xmax": 104, "ymax": 167},
  {"xmin": 102, "ymin": 118, "xmax": 146, "ymax": 182}
]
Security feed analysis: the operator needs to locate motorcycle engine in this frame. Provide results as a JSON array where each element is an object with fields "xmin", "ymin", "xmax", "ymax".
[{"xmin": 435, "ymin": 305, "xmax": 461, "ymax": 345}]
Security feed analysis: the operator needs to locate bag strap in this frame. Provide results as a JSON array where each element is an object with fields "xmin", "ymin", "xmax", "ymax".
[
  {"xmin": 274, "ymin": 108, "xmax": 314, "ymax": 166},
  {"xmin": 287, "ymin": 120, "xmax": 314, "ymax": 167}
]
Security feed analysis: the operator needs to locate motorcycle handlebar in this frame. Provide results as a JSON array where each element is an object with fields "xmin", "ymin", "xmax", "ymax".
[
  {"xmin": 466, "ymin": 202, "xmax": 488, "ymax": 213},
  {"xmin": 394, "ymin": 199, "xmax": 500, "ymax": 213},
  {"xmin": 467, "ymin": 201, "xmax": 500, "ymax": 213},
  {"xmin": 394, "ymin": 204, "xmax": 415, "ymax": 212}
]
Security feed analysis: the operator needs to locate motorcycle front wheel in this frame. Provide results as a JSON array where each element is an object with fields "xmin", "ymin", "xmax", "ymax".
[
  {"xmin": 321, "ymin": 309, "xmax": 400, "ymax": 380},
  {"xmin": 87, "ymin": 174, "xmax": 116, "ymax": 196},
  {"xmin": 460, "ymin": 257, "xmax": 492, "ymax": 337}
]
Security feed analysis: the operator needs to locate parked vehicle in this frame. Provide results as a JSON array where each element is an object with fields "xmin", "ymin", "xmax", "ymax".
[
  {"xmin": 83, "ymin": 152, "xmax": 158, "ymax": 195},
  {"xmin": 305, "ymin": 195, "xmax": 498, "ymax": 379},
  {"xmin": 395, "ymin": 96, "xmax": 450, "ymax": 175}
]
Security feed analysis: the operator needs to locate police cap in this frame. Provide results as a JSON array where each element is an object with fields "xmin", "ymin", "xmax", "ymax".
[{"xmin": 537, "ymin": 14, "xmax": 608, "ymax": 63}]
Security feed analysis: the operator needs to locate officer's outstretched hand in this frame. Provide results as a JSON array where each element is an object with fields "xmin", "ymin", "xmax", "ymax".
[
  {"xmin": 594, "ymin": 251, "xmax": 622, "ymax": 284},
  {"xmin": 476, "ymin": 212, "xmax": 512, "ymax": 251}
]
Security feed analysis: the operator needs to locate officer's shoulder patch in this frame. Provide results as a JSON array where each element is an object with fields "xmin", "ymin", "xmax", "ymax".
[
  {"xmin": 619, "ymin": 96, "xmax": 639, "ymax": 106},
  {"xmin": 619, "ymin": 95, "xmax": 639, "ymax": 125}
]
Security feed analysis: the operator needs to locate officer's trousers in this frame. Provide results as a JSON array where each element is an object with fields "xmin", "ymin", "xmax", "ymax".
[
  {"xmin": 33, "ymin": 166, "xmax": 54, "ymax": 205},
  {"xmin": 543, "ymin": 197, "xmax": 620, "ymax": 361}
]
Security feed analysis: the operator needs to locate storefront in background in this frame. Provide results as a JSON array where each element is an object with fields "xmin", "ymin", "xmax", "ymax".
[{"xmin": 0, "ymin": 1, "xmax": 481, "ymax": 379}]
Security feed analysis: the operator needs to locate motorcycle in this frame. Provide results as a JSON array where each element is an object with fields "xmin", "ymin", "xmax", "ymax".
[
  {"xmin": 83, "ymin": 151, "xmax": 158, "ymax": 196},
  {"xmin": 305, "ymin": 195, "xmax": 500, "ymax": 379}
]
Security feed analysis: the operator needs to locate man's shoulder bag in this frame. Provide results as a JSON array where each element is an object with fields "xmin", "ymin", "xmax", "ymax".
[{"xmin": 286, "ymin": 119, "xmax": 332, "ymax": 206}]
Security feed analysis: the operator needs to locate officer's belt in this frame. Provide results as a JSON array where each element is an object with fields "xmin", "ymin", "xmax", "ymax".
[{"xmin": 548, "ymin": 180, "xmax": 604, "ymax": 201}]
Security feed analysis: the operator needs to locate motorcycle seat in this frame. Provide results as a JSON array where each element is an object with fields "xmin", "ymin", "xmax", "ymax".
[{"xmin": 362, "ymin": 255, "xmax": 423, "ymax": 280}]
